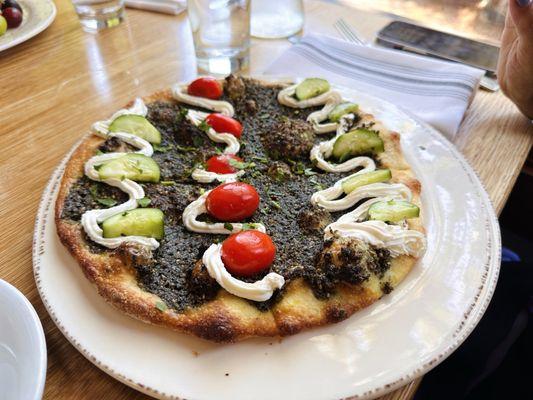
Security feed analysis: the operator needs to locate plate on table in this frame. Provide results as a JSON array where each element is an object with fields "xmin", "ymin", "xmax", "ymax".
[
  {"xmin": 33, "ymin": 80, "xmax": 501, "ymax": 400},
  {"xmin": 0, "ymin": 0, "xmax": 56, "ymax": 52},
  {"xmin": 0, "ymin": 279, "xmax": 47, "ymax": 400}
]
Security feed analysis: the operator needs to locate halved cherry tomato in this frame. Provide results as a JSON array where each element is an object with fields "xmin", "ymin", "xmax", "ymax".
[
  {"xmin": 187, "ymin": 77, "xmax": 223, "ymax": 100},
  {"xmin": 221, "ymin": 230, "xmax": 276, "ymax": 277},
  {"xmin": 206, "ymin": 154, "xmax": 243, "ymax": 174},
  {"xmin": 206, "ymin": 182, "xmax": 259, "ymax": 222},
  {"xmin": 205, "ymin": 113, "xmax": 243, "ymax": 138}
]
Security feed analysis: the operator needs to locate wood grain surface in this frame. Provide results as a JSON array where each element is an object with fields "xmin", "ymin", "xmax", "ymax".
[{"xmin": 0, "ymin": 0, "xmax": 531, "ymax": 399}]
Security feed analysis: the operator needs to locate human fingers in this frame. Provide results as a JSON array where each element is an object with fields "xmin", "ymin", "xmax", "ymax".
[{"xmin": 509, "ymin": 0, "xmax": 533, "ymax": 38}]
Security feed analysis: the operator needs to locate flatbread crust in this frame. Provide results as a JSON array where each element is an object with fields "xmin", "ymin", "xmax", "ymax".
[{"xmin": 55, "ymin": 85, "xmax": 423, "ymax": 343}]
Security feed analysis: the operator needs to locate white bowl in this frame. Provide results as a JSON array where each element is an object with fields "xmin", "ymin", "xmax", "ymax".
[{"xmin": 0, "ymin": 279, "xmax": 47, "ymax": 400}]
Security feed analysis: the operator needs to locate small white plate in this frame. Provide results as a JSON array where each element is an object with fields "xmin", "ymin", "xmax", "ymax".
[
  {"xmin": 34, "ymin": 83, "xmax": 500, "ymax": 400},
  {"xmin": 0, "ymin": 279, "xmax": 47, "ymax": 400},
  {"xmin": 0, "ymin": 0, "xmax": 56, "ymax": 52}
]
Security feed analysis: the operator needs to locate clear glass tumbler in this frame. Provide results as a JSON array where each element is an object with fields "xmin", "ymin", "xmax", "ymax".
[
  {"xmin": 251, "ymin": 0, "xmax": 304, "ymax": 39},
  {"xmin": 187, "ymin": 0, "xmax": 250, "ymax": 76},
  {"xmin": 71, "ymin": 0, "xmax": 124, "ymax": 32}
]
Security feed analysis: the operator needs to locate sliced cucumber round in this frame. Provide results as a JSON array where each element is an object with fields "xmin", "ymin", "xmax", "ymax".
[
  {"xmin": 342, "ymin": 169, "xmax": 391, "ymax": 194},
  {"xmin": 368, "ymin": 200, "xmax": 420, "ymax": 223},
  {"xmin": 295, "ymin": 78, "xmax": 330, "ymax": 100},
  {"xmin": 102, "ymin": 208, "xmax": 164, "ymax": 239},
  {"xmin": 109, "ymin": 115, "xmax": 161, "ymax": 144},
  {"xmin": 98, "ymin": 154, "xmax": 160, "ymax": 183},
  {"xmin": 332, "ymin": 129, "xmax": 384, "ymax": 162},
  {"xmin": 328, "ymin": 102, "xmax": 359, "ymax": 122}
]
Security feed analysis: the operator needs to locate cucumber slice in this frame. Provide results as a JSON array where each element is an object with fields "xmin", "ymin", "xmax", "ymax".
[
  {"xmin": 341, "ymin": 169, "xmax": 391, "ymax": 194},
  {"xmin": 109, "ymin": 115, "xmax": 161, "ymax": 144},
  {"xmin": 98, "ymin": 154, "xmax": 160, "ymax": 183},
  {"xmin": 332, "ymin": 129, "xmax": 384, "ymax": 162},
  {"xmin": 295, "ymin": 78, "xmax": 330, "ymax": 100},
  {"xmin": 102, "ymin": 208, "xmax": 164, "ymax": 239},
  {"xmin": 368, "ymin": 200, "xmax": 420, "ymax": 223},
  {"xmin": 328, "ymin": 102, "xmax": 359, "ymax": 122}
]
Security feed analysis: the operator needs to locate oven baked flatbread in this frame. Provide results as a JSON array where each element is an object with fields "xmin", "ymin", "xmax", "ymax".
[{"xmin": 55, "ymin": 79, "xmax": 423, "ymax": 342}]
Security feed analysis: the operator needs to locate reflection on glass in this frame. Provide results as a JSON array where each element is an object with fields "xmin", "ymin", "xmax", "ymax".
[
  {"xmin": 187, "ymin": 0, "xmax": 251, "ymax": 75},
  {"xmin": 71, "ymin": 0, "xmax": 125, "ymax": 32},
  {"xmin": 251, "ymin": 0, "xmax": 304, "ymax": 39},
  {"xmin": 84, "ymin": 35, "xmax": 112, "ymax": 101}
]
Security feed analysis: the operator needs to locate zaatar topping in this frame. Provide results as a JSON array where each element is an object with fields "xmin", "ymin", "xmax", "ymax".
[{"xmin": 61, "ymin": 77, "xmax": 393, "ymax": 311}]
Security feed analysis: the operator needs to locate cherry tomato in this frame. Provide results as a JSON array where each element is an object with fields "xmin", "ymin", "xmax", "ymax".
[
  {"xmin": 206, "ymin": 154, "xmax": 243, "ymax": 174},
  {"xmin": 3, "ymin": 7, "xmax": 21, "ymax": 28},
  {"xmin": 206, "ymin": 182, "xmax": 259, "ymax": 222},
  {"xmin": 221, "ymin": 230, "xmax": 276, "ymax": 277},
  {"xmin": 187, "ymin": 77, "xmax": 223, "ymax": 100},
  {"xmin": 205, "ymin": 113, "xmax": 243, "ymax": 138}
]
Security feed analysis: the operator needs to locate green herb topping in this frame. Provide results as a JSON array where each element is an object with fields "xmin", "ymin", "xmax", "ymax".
[{"xmin": 137, "ymin": 197, "xmax": 151, "ymax": 207}]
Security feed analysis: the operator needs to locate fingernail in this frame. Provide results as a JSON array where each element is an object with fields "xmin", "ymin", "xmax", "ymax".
[{"xmin": 516, "ymin": 0, "xmax": 532, "ymax": 7}]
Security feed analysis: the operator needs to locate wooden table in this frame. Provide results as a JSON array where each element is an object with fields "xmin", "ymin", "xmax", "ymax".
[{"xmin": 0, "ymin": 0, "xmax": 531, "ymax": 399}]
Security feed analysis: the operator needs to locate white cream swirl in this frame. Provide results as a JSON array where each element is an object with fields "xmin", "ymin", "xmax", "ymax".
[
  {"xmin": 92, "ymin": 98, "xmax": 148, "ymax": 137},
  {"xmin": 186, "ymin": 191, "xmax": 281, "ymax": 302},
  {"xmin": 186, "ymin": 110, "xmax": 240, "ymax": 154},
  {"xmin": 190, "ymin": 169, "xmax": 244, "ymax": 183},
  {"xmin": 277, "ymin": 83, "xmax": 344, "ymax": 134},
  {"xmin": 311, "ymin": 140, "xmax": 377, "ymax": 173},
  {"xmin": 183, "ymin": 191, "xmax": 266, "ymax": 234},
  {"xmin": 334, "ymin": 197, "xmax": 393, "ymax": 224},
  {"xmin": 80, "ymin": 99, "xmax": 160, "ymax": 250},
  {"xmin": 321, "ymin": 188, "xmax": 425, "ymax": 258},
  {"xmin": 202, "ymin": 244, "xmax": 285, "ymax": 302},
  {"xmin": 171, "ymin": 82, "xmax": 234, "ymax": 116},
  {"xmin": 84, "ymin": 137, "xmax": 153, "ymax": 182},
  {"xmin": 186, "ymin": 109, "xmax": 242, "ymax": 183},
  {"xmin": 312, "ymin": 165, "xmax": 376, "ymax": 209},
  {"xmin": 325, "ymin": 220, "xmax": 426, "ymax": 258},
  {"xmin": 314, "ymin": 181, "xmax": 411, "ymax": 212},
  {"xmin": 306, "ymin": 101, "xmax": 340, "ymax": 134},
  {"xmin": 81, "ymin": 180, "xmax": 159, "ymax": 250},
  {"xmin": 310, "ymin": 114, "xmax": 369, "ymax": 173},
  {"xmin": 277, "ymin": 83, "xmax": 342, "ymax": 109}
]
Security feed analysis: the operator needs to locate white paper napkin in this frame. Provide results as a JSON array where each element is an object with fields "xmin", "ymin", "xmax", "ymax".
[
  {"xmin": 264, "ymin": 34, "xmax": 485, "ymax": 139},
  {"xmin": 124, "ymin": 0, "xmax": 185, "ymax": 15}
]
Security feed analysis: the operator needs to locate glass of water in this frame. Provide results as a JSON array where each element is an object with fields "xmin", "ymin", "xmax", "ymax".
[
  {"xmin": 71, "ymin": 0, "xmax": 125, "ymax": 32},
  {"xmin": 251, "ymin": 0, "xmax": 303, "ymax": 39},
  {"xmin": 187, "ymin": 0, "xmax": 250, "ymax": 76}
]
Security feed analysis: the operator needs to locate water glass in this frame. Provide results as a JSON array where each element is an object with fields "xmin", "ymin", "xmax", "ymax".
[
  {"xmin": 71, "ymin": 0, "xmax": 125, "ymax": 32},
  {"xmin": 187, "ymin": 0, "xmax": 250, "ymax": 76},
  {"xmin": 251, "ymin": 0, "xmax": 304, "ymax": 39}
]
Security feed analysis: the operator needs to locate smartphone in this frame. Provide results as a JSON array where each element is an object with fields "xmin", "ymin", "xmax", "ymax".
[{"xmin": 376, "ymin": 21, "xmax": 500, "ymax": 73}]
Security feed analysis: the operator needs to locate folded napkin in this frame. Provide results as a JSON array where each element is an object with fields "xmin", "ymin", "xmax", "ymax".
[
  {"xmin": 264, "ymin": 34, "xmax": 485, "ymax": 139},
  {"xmin": 124, "ymin": 0, "xmax": 185, "ymax": 15}
]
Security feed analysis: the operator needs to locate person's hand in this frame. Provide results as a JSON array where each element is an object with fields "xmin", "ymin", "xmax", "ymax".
[{"xmin": 497, "ymin": 0, "xmax": 533, "ymax": 119}]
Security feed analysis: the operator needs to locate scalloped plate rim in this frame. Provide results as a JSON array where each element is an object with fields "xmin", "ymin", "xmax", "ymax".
[{"xmin": 0, "ymin": 0, "xmax": 56, "ymax": 53}]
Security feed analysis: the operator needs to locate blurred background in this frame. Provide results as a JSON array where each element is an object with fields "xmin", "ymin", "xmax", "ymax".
[{"xmin": 342, "ymin": 0, "xmax": 506, "ymax": 43}]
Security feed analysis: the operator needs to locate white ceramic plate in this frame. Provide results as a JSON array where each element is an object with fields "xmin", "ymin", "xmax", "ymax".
[
  {"xmin": 33, "ymin": 83, "xmax": 501, "ymax": 400},
  {"xmin": 0, "ymin": 0, "xmax": 56, "ymax": 52},
  {"xmin": 0, "ymin": 279, "xmax": 47, "ymax": 400}
]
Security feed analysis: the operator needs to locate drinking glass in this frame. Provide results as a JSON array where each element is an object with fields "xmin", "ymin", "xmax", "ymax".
[
  {"xmin": 71, "ymin": 0, "xmax": 125, "ymax": 32},
  {"xmin": 251, "ymin": 0, "xmax": 304, "ymax": 39},
  {"xmin": 187, "ymin": 0, "xmax": 251, "ymax": 76}
]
